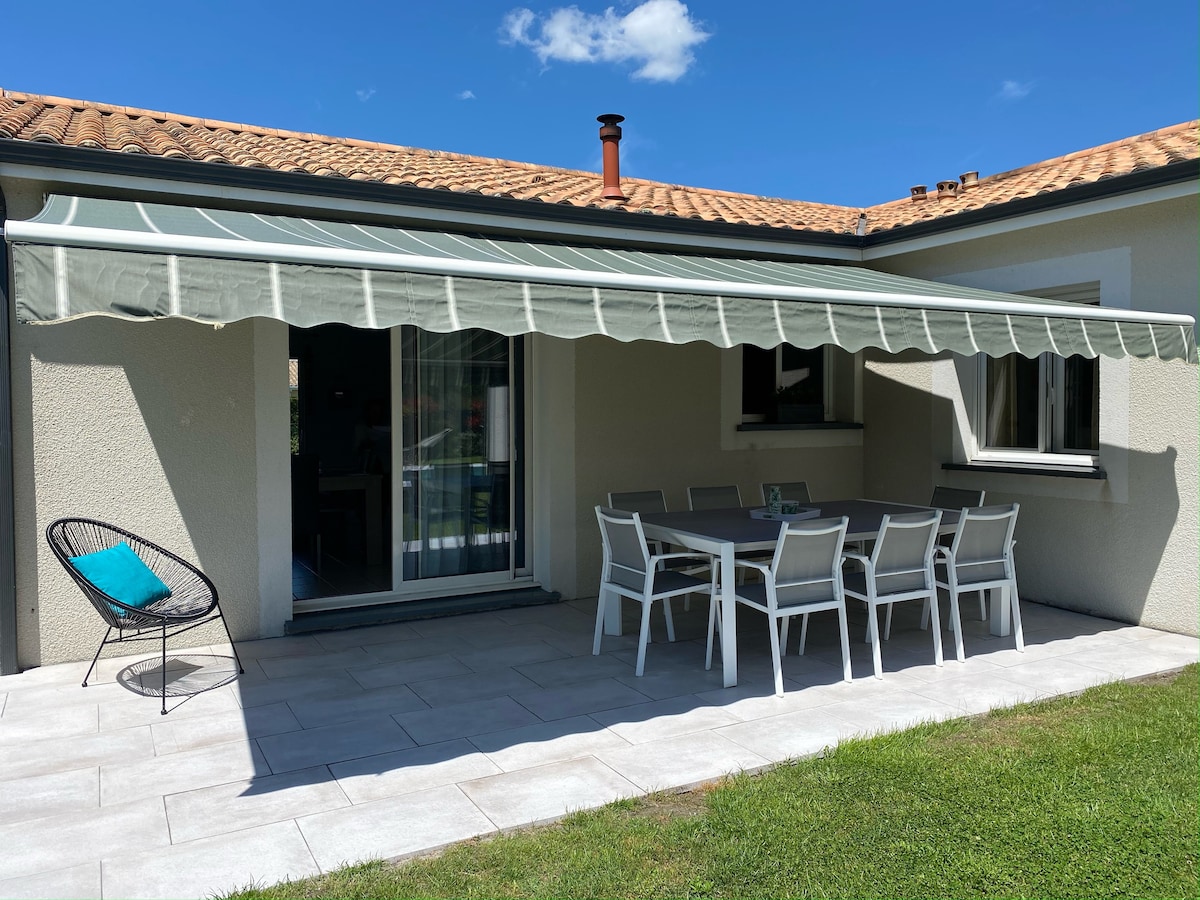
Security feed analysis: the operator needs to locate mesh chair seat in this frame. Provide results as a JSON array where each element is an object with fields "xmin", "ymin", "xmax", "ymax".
[
  {"xmin": 932, "ymin": 503, "xmax": 1024, "ymax": 662},
  {"xmin": 842, "ymin": 509, "xmax": 943, "ymax": 679},
  {"xmin": 706, "ymin": 516, "xmax": 852, "ymax": 696},
  {"xmin": 46, "ymin": 517, "xmax": 244, "ymax": 714},
  {"xmin": 594, "ymin": 506, "xmax": 716, "ymax": 676}
]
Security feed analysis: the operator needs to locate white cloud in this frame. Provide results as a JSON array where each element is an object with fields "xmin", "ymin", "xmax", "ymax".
[
  {"xmin": 356, "ymin": 88, "xmax": 377, "ymax": 102},
  {"xmin": 501, "ymin": 0, "xmax": 710, "ymax": 83},
  {"xmin": 998, "ymin": 79, "xmax": 1033, "ymax": 101},
  {"xmin": 458, "ymin": 90, "xmax": 477, "ymax": 100}
]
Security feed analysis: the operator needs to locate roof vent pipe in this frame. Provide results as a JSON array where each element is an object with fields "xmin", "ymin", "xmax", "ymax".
[
  {"xmin": 936, "ymin": 180, "xmax": 959, "ymax": 199},
  {"xmin": 959, "ymin": 170, "xmax": 979, "ymax": 190},
  {"xmin": 910, "ymin": 185, "xmax": 928, "ymax": 202},
  {"xmin": 597, "ymin": 114, "xmax": 627, "ymax": 202}
]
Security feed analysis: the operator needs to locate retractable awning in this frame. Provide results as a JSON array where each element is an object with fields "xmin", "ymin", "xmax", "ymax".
[{"xmin": 6, "ymin": 195, "xmax": 1195, "ymax": 362}]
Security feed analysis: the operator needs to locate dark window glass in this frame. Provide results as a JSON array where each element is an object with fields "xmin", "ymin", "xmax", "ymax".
[
  {"xmin": 741, "ymin": 345, "xmax": 777, "ymax": 418},
  {"xmin": 985, "ymin": 353, "xmax": 1040, "ymax": 449},
  {"xmin": 779, "ymin": 345, "xmax": 824, "ymax": 406},
  {"xmin": 1062, "ymin": 355, "xmax": 1099, "ymax": 452},
  {"xmin": 743, "ymin": 344, "xmax": 825, "ymax": 423}
]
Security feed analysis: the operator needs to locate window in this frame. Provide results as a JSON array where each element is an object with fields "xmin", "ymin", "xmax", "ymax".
[
  {"xmin": 742, "ymin": 344, "xmax": 830, "ymax": 424},
  {"xmin": 977, "ymin": 284, "xmax": 1100, "ymax": 462}
]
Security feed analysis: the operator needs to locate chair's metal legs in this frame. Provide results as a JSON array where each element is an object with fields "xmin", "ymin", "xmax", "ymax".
[
  {"xmin": 1009, "ymin": 583, "xmax": 1026, "ymax": 652},
  {"xmin": 216, "ymin": 602, "xmax": 246, "ymax": 675},
  {"xmin": 635, "ymin": 602, "xmax": 653, "ymax": 676},
  {"xmin": 867, "ymin": 603, "xmax": 884, "ymax": 679},
  {"xmin": 704, "ymin": 596, "xmax": 721, "ymax": 670},
  {"xmin": 592, "ymin": 592, "xmax": 608, "ymax": 656},
  {"xmin": 767, "ymin": 612, "xmax": 784, "ymax": 697},
  {"xmin": 836, "ymin": 605, "xmax": 852, "ymax": 683},
  {"xmin": 82, "ymin": 627, "xmax": 112, "ymax": 687},
  {"xmin": 161, "ymin": 620, "xmax": 169, "ymax": 715}
]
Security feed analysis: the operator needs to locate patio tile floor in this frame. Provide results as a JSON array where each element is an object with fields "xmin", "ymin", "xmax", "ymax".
[{"xmin": 0, "ymin": 596, "xmax": 1195, "ymax": 899}]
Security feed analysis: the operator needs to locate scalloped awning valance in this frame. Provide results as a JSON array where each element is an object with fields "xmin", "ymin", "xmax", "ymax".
[{"xmin": 6, "ymin": 195, "xmax": 1195, "ymax": 362}]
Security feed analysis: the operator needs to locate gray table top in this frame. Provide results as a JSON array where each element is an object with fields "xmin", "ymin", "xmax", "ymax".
[{"xmin": 640, "ymin": 499, "xmax": 958, "ymax": 547}]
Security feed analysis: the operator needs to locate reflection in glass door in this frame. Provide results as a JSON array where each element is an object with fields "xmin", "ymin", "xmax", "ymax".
[{"xmin": 400, "ymin": 327, "xmax": 521, "ymax": 580}]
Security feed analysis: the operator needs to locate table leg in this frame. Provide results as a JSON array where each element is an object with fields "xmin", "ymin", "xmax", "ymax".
[
  {"xmin": 719, "ymin": 543, "xmax": 738, "ymax": 688},
  {"xmin": 603, "ymin": 587, "xmax": 622, "ymax": 636},
  {"xmin": 988, "ymin": 586, "xmax": 1010, "ymax": 637}
]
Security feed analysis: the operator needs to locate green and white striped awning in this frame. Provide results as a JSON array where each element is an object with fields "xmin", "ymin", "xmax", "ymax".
[{"xmin": 6, "ymin": 194, "xmax": 1195, "ymax": 362}]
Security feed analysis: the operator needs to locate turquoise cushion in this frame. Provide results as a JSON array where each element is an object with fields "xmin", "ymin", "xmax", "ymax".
[{"xmin": 69, "ymin": 542, "xmax": 172, "ymax": 615}]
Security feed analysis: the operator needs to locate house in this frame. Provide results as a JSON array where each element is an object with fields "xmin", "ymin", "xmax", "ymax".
[{"xmin": 0, "ymin": 90, "xmax": 1195, "ymax": 674}]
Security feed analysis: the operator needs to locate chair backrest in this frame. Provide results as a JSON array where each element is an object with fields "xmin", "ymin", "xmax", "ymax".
[
  {"xmin": 930, "ymin": 485, "xmax": 986, "ymax": 510},
  {"xmin": 687, "ymin": 485, "xmax": 742, "ymax": 510},
  {"xmin": 45, "ymin": 517, "xmax": 214, "ymax": 627},
  {"xmin": 607, "ymin": 490, "xmax": 668, "ymax": 516},
  {"xmin": 948, "ymin": 503, "xmax": 1019, "ymax": 586},
  {"xmin": 870, "ymin": 509, "xmax": 942, "ymax": 596},
  {"xmin": 595, "ymin": 506, "xmax": 651, "ymax": 592},
  {"xmin": 760, "ymin": 481, "xmax": 812, "ymax": 505},
  {"xmin": 769, "ymin": 516, "xmax": 848, "ymax": 607}
]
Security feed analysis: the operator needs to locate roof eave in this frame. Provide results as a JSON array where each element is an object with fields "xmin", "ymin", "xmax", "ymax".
[
  {"xmin": 860, "ymin": 159, "xmax": 1200, "ymax": 247},
  {"xmin": 0, "ymin": 140, "xmax": 864, "ymax": 252}
]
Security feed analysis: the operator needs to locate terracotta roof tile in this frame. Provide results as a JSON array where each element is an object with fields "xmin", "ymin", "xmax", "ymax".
[
  {"xmin": 866, "ymin": 122, "xmax": 1198, "ymax": 233},
  {"xmin": 0, "ymin": 89, "xmax": 1195, "ymax": 238}
]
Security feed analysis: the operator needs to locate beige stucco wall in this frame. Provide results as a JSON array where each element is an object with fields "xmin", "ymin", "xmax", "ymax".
[
  {"xmin": 9, "ymin": 311, "xmax": 263, "ymax": 666},
  {"xmin": 568, "ymin": 335, "xmax": 865, "ymax": 599},
  {"xmin": 4, "ymin": 174, "xmax": 1194, "ymax": 664},
  {"xmin": 863, "ymin": 196, "xmax": 1199, "ymax": 634}
]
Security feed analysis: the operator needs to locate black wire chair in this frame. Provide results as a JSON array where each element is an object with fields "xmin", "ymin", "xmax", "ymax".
[{"xmin": 46, "ymin": 517, "xmax": 245, "ymax": 714}]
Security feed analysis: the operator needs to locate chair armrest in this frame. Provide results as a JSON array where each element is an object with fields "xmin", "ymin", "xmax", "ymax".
[
  {"xmin": 841, "ymin": 551, "xmax": 870, "ymax": 566},
  {"xmin": 934, "ymin": 546, "xmax": 952, "ymax": 563}
]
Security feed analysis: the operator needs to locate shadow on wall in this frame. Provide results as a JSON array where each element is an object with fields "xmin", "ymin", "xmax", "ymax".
[
  {"xmin": 15, "ymin": 316, "xmax": 261, "ymax": 664},
  {"xmin": 861, "ymin": 350, "xmax": 1184, "ymax": 627}
]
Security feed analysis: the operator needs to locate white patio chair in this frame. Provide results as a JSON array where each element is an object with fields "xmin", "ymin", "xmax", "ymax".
[
  {"xmin": 607, "ymin": 489, "xmax": 668, "ymax": 516},
  {"xmin": 687, "ymin": 485, "xmax": 743, "ymax": 510},
  {"xmin": 931, "ymin": 503, "xmax": 1024, "ymax": 662},
  {"xmin": 608, "ymin": 489, "xmax": 670, "ymax": 556},
  {"xmin": 593, "ymin": 506, "xmax": 716, "ymax": 676},
  {"xmin": 607, "ymin": 488, "xmax": 704, "ymax": 606},
  {"xmin": 760, "ymin": 481, "xmax": 812, "ymax": 505},
  {"xmin": 929, "ymin": 486, "xmax": 988, "ymax": 621},
  {"xmin": 930, "ymin": 485, "xmax": 986, "ymax": 511},
  {"xmin": 843, "ymin": 509, "xmax": 943, "ymax": 679},
  {"xmin": 706, "ymin": 516, "xmax": 851, "ymax": 697}
]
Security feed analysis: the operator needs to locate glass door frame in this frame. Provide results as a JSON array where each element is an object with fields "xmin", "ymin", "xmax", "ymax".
[{"xmin": 291, "ymin": 328, "xmax": 533, "ymax": 613}]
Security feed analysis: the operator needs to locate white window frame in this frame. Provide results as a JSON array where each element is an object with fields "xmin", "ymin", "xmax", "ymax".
[{"xmin": 973, "ymin": 283, "xmax": 1101, "ymax": 468}]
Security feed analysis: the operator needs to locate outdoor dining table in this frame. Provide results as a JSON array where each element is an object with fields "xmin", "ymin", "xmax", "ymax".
[{"xmin": 629, "ymin": 499, "xmax": 1012, "ymax": 688}]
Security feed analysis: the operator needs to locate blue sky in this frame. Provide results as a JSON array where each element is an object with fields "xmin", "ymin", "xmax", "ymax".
[{"xmin": 3, "ymin": 1, "xmax": 1196, "ymax": 207}]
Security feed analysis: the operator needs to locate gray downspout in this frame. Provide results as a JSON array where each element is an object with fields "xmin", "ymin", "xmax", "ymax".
[{"xmin": 0, "ymin": 185, "xmax": 17, "ymax": 674}]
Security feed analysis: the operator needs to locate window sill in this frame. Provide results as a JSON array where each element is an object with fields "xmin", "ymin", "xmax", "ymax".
[
  {"xmin": 942, "ymin": 461, "xmax": 1106, "ymax": 480},
  {"xmin": 737, "ymin": 421, "xmax": 864, "ymax": 432}
]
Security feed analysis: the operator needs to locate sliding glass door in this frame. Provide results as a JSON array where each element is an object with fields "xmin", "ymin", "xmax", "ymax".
[
  {"xmin": 290, "ymin": 324, "xmax": 525, "ymax": 607},
  {"xmin": 399, "ymin": 327, "xmax": 520, "ymax": 580}
]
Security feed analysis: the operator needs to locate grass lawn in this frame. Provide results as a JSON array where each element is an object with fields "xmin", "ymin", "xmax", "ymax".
[{"xmin": 227, "ymin": 665, "xmax": 1198, "ymax": 899}]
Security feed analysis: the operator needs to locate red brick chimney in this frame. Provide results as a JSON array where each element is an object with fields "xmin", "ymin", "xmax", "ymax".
[{"xmin": 597, "ymin": 114, "xmax": 627, "ymax": 202}]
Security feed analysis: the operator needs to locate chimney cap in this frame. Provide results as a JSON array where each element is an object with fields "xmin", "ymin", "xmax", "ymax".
[
  {"xmin": 910, "ymin": 185, "xmax": 928, "ymax": 202},
  {"xmin": 597, "ymin": 113, "xmax": 625, "ymax": 125}
]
